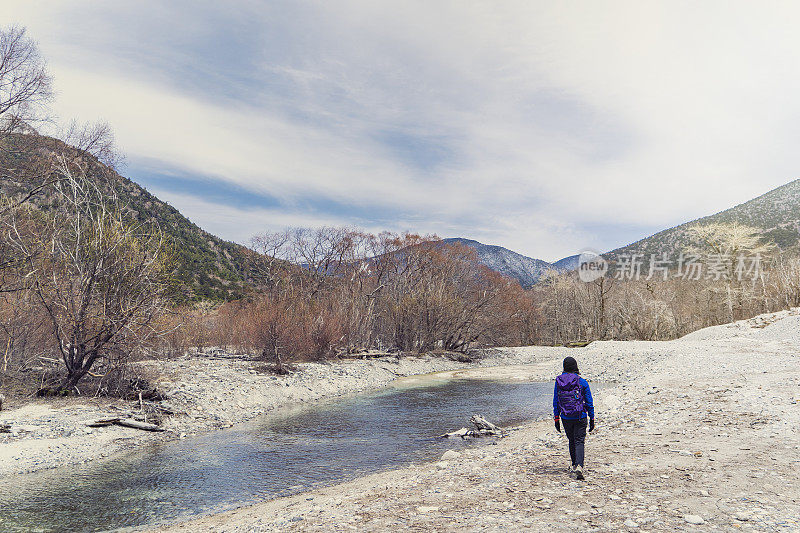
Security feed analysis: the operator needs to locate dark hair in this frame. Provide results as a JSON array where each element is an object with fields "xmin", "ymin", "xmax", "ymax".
[{"xmin": 563, "ymin": 356, "xmax": 580, "ymax": 374}]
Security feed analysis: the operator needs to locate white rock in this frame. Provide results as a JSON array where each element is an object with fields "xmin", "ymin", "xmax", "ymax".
[
  {"xmin": 416, "ymin": 506, "xmax": 439, "ymax": 513},
  {"xmin": 683, "ymin": 514, "xmax": 704, "ymax": 525},
  {"xmin": 624, "ymin": 518, "xmax": 638, "ymax": 528},
  {"xmin": 441, "ymin": 450, "xmax": 461, "ymax": 461},
  {"xmin": 604, "ymin": 395, "xmax": 622, "ymax": 411},
  {"xmin": 435, "ymin": 461, "xmax": 450, "ymax": 470}
]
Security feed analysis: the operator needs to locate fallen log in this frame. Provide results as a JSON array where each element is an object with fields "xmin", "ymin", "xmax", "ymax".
[
  {"xmin": 439, "ymin": 427, "xmax": 469, "ymax": 439},
  {"xmin": 470, "ymin": 414, "xmax": 500, "ymax": 433},
  {"xmin": 114, "ymin": 418, "xmax": 165, "ymax": 432},
  {"xmin": 439, "ymin": 414, "xmax": 505, "ymax": 439},
  {"xmin": 87, "ymin": 417, "xmax": 120, "ymax": 427},
  {"xmin": 86, "ymin": 417, "xmax": 165, "ymax": 432}
]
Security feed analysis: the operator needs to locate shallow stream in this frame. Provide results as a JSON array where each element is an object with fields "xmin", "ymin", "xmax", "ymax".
[{"xmin": 0, "ymin": 375, "xmax": 554, "ymax": 532}]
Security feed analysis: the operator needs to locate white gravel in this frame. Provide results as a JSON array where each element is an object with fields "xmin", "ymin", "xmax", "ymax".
[
  {"xmin": 159, "ymin": 307, "xmax": 800, "ymax": 533},
  {"xmin": 4, "ymin": 307, "xmax": 800, "ymax": 533},
  {"xmin": 0, "ymin": 348, "xmax": 558, "ymax": 477}
]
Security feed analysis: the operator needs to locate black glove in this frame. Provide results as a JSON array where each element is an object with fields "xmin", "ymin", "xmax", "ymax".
[
  {"xmin": 589, "ymin": 418, "xmax": 595, "ymax": 432},
  {"xmin": 555, "ymin": 418, "xmax": 561, "ymax": 433}
]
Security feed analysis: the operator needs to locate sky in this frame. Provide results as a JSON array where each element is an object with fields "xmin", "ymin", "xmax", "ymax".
[{"xmin": 5, "ymin": 1, "xmax": 800, "ymax": 261}]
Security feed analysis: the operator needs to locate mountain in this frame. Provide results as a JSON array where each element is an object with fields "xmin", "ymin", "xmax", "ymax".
[
  {"xmin": 607, "ymin": 179, "xmax": 800, "ymax": 260},
  {"xmin": 443, "ymin": 238, "xmax": 575, "ymax": 287},
  {"xmin": 551, "ymin": 254, "xmax": 580, "ymax": 271},
  {"xmin": 0, "ymin": 134, "xmax": 263, "ymax": 303}
]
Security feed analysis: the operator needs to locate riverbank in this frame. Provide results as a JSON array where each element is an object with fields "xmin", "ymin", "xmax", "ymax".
[
  {"xmin": 160, "ymin": 308, "xmax": 800, "ymax": 532},
  {"xmin": 0, "ymin": 347, "xmax": 574, "ymax": 477}
]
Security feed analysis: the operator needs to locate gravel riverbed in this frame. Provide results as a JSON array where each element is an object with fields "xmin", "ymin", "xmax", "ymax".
[
  {"xmin": 158, "ymin": 308, "xmax": 800, "ymax": 532},
  {"xmin": 0, "ymin": 346, "xmax": 572, "ymax": 478}
]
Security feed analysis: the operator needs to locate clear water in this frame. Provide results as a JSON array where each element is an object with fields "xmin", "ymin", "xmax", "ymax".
[{"xmin": 0, "ymin": 378, "xmax": 553, "ymax": 532}]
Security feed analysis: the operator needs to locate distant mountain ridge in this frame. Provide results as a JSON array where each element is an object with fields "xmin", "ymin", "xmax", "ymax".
[
  {"xmin": 8, "ymin": 137, "xmax": 796, "ymax": 300},
  {"xmin": 445, "ymin": 178, "xmax": 800, "ymax": 285},
  {"xmin": 443, "ymin": 238, "xmax": 576, "ymax": 287}
]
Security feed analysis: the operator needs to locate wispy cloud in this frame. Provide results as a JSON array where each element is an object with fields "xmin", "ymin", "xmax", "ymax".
[{"xmin": 6, "ymin": 1, "xmax": 800, "ymax": 261}]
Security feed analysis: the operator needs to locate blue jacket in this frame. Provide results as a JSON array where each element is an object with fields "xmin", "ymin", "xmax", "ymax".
[{"xmin": 553, "ymin": 373, "xmax": 594, "ymax": 420}]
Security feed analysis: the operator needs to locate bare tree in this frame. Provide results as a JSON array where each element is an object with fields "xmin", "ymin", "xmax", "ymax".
[
  {"xmin": 0, "ymin": 25, "xmax": 53, "ymax": 135},
  {"xmin": 61, "ymin": 119, "xmax": 124, "ymax": 169},
  {"xmin": 0, "ymin": 22, "xmax": 54, "ymax": 241},
  {"xmin": 8, "ymin": 156, "xmax": 170, "ymax": 393},
  {"xmin": 249, "ymin": 228, "xmax": 294, "ymax": 289},
  {"xmin": 686, "ymin": 222, "xmax": 775, "ymax": 322}
]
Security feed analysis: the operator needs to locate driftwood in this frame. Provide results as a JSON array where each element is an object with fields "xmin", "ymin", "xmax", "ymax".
[
  {"xmin": 87, "ymin": 416, "xmax": 120, "ymax": 427},
  {"xmin": 87, "ymin": 417, "xmax": 165, "ymax": 432},
  {"xmin": 115, "ymin": 418, "xmax": 165, "ymax": 432},
  {"xmin": 439, "ymin": 414, "xmax": 505, "ymax": 439},
  {"xmin": 470, "ymin": 414, "xmax": 501, "ymax": 433}
]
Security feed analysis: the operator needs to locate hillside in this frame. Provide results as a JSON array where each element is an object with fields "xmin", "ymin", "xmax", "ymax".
[
  {"xmin": 0, "ymin": 134, "xmax": 262, "ymax": 302},
  {"xmin": 443, "ymin": 238, "xmax": 574, "ymax": 287},
  {"xmin": 607, "ymin": 178, "xmax": 800, "ymax": 260}
]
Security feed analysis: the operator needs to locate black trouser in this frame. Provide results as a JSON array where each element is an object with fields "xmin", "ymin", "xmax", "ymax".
[{"xmin": 562, "ymin": 418, "xmax": 588, "ymax": 467}]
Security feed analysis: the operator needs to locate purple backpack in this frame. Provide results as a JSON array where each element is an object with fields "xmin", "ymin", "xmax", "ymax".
[{"xmin": 556, "ymin": 373, "xmax": 585, "ymax": 417}]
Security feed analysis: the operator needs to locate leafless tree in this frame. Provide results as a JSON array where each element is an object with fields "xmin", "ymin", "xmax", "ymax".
[
  {"xmin": 0, "ymin": 25, "xmax": 53, "ymax": 135},
  {"xmin": 61, "ymin": 119, "xmax": 124, "ymax": 169},
  {"xmin": 686, "ymin": 222, "xmax": 775, "ymax": 322},
  {"xmin": 7, "ymin": 156, "xmax": 170, "ymax": 392}
]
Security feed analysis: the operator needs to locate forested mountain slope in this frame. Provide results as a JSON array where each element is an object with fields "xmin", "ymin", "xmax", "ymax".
[
  {"xmin": 607, "ymin": 179, "xmax": 800, "ymax": 260},
  {"xmin": 0, "ymin": 134, "xmax": 262, "ymax": 302}
]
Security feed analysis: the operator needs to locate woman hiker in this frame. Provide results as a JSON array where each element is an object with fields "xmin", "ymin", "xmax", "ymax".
[{"xmin": 553, "ymin": 356, "xmax": 595, "ymax": 480}]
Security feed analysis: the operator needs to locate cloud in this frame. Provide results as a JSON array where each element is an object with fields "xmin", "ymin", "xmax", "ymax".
[
  {"xmin": 145, "ymin": 189, "xmax": 346, "ymax": 244},
  {"xmin": 5, "ymin": 1, "xmax": 800, "ymax": 261}
]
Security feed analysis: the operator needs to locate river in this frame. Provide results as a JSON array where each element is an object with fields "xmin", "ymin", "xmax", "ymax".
[{"xmin": 0, "ymin": 375, "xmax": 554, "ymax": 532}]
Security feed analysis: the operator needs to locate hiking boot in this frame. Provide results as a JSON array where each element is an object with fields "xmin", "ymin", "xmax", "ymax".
[
  {"xmin": 575, "ymin": 465, "xmax": 585, "ymax": 480},
  {"xmin": 568, "ymin": 464, "xmax": 575, "ymax": 475}
]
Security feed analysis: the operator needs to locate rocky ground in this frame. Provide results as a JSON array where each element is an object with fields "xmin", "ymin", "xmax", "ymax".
[
  {"xmin": 159, "ymin": 309, "xmax": 800, "ymax": 532},
  {"xmin": 0, "ymin": 348, "xmax": 564, "ymax": 477}
]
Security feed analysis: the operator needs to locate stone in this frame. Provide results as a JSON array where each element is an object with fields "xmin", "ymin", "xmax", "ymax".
[
  {"xmin": 416, "ymin": 506, "xmax": 439, "ymax": 513},
  {"xmin": 441, "ymin": 450, "xmax": 461, "ymax": 461},
  {"xmin": 436, "ymin": 461, "xmax": 450, "ymax": 470},
  {"xmin": 624, "ymin": 518, "xmax": 639, "ymax": 528},
  {"xmin": 604, "ymin": 395, "xmax": 622, "ymax": 411},
  {"xmin": 683, "ymin": 514, "xmax": 704, "ymax": 525}
]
